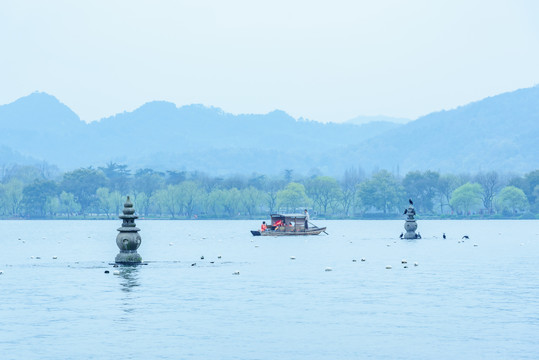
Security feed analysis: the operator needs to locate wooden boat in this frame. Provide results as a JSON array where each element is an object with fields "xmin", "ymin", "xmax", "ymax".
[{"xmin": 251, "ymin": 213, "xmax": 327, "ymax": 236}]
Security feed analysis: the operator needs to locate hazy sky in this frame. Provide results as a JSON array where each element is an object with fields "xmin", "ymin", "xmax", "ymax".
[{"xmin": 1, "ymin": 0, "xmax": 538, "ymax": 123}]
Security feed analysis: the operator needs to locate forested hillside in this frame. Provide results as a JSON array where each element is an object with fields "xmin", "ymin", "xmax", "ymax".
[
  {"xmin": 347, "ymin": 86, "xmax": 539, "ymax": 173},
  {"xmin": 0, "ymin": 86, "xmax": 538, "ymax": 175}
]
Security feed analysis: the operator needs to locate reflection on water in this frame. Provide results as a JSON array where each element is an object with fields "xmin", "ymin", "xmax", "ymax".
[
  {"xmin": 116, "ymin": 266, "xmax": 141, "ymax": 321},
  {"xmin": 118, "ymin": 266, "xmax": 140, "ymax": 293}
]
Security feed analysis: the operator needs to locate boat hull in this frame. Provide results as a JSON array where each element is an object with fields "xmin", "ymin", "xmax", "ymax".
[{"xmin": 251, "ymin": 227, "xmax": 327, "ymax": 236}]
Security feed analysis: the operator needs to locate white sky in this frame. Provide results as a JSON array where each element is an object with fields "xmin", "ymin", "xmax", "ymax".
[{"xmin": 1, "ymin": 0, "xmax": 538, "ymax": 123}]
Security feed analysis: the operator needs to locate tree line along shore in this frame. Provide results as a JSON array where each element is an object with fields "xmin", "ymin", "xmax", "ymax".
[{"xmin": 0, "ymin": 163, "xmax": 537, "ymax": 220}]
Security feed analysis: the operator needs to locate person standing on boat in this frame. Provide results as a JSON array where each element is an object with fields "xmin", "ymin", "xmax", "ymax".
[
  {"xmin": 304, "ymin": 209, "xmax": 309, "ymax": 230},
  {"xmin": 261, "ymin": 221, "xmax": 267, "ymax": 232}
]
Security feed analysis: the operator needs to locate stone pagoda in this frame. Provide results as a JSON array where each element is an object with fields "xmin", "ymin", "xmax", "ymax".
[
  {"xmin": 403, "ymin": 199, "xmax": 421, "ymax": 239},
  {"xmin": 115, "ymin": 196, "xmax": 142, "ymax": 264}
]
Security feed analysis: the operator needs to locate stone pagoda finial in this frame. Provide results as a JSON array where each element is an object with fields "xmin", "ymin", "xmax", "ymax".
[
  {"xmin": 403, "ymin": 199, "xmax": 421, "ymax": 239},
  {"xmin": 115, "ymin": 196, "xmax": 142, "ymax": 263}
]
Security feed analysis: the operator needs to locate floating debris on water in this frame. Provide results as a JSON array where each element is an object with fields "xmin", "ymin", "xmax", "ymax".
[
  {"xmin": 385, "ymin": 265, "xmax": 392, "ymax": 269},
  {"xmin": 352, "ymin": 259, "xmax": 357, "ymax": 262},
  {"xmin": 104, "ymin": 270, "xmax": 110, "ymax": 274},
  {"xmin": 325, "ymin": 267, "xmax": 333, "ymax": 272},
  {"xmin": 232, "ymin": 271, "xmax": 240, "ymax": 275},
  {"xmin": 361, "ymin": 258, "xmax": 366, "ymax": 262},
  {"xmin": 200, "ymin": 256, "xmax": 204, "ymax": 260},
  {"xmin": 113, "ymin": 270, "xmax": 120, "ymax": 275},
  {"xmin": 401, "ymin": 259, "xmax": 407, "ymax": 264},
  {"xmin": 414, "ymin": 262, "xmax": 418, "ymax": 266},
  {"xmin": 52, "ymin": 256, "xmax": 58, "ymax": 259},
  {"xmin": 290, "ymin": 256, "xmax": 296, "ymax": 260}
]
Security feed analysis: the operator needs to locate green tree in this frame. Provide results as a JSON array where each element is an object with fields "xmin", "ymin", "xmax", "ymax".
[
  {"xmin": 96, "ymin": 187, "xmax": 124, "ymax": 218},
  {"xmin": 222, "ymin": 188, "xmax": 241, "ymax": 217},
  {"xmin": 262, "ymin": 177, "xmax": 285, "ymax": 214},
  {"xmin": 96, "ymin": 187, "xmax": 113, "ymax": 218},
  {"xmin": 402, "ymin": 170, "xmax": 440, "ymax": 213},
  {"xmin": 276, "ymin": 182, "xmax": 310, "ymax": 213},
  {"xmin": 205, "ymin": 189, "xmax": 226, "ymax": 217},
  {"xmin": 449, "ymin": 183, "xmax": 483, "ymax": 214},
  {"xmin": 495, "ymin": 186, "xmax": 529, "ymax": 213},
  {"xmin": 133, "ymin": 192, "xmax": 150, "ymax": 217},
  {"xmin": 474, "ymin": 171, "xmax": 501, "ymax": 214},
  {"xmin": 240, "ymin": 186, "xmax": 264, "ymax": 218},
  {"xmin": 435, "ymin": 174, "xmax": 462, "ymax": 214},
  {"xmin": 532, "ymin": 185, "xmax": 539, "ymax": 213},
  {"xmin": 45, "ymin": 196, "xmax": 60, "ymax": 216},
  {"xmin": 305, "ymin": 176, "xmax": 342, "ymax": 215},
  {"xmin": 357, "ymin": 170, "xmax": 404, "ymax": 214},
  {"xmin": 178, "ymin": 181, "xmax": 203, "ymax": 218},
  {"xmin": 153, "ymin": 185, "xmax": 182, "ymax": 218},
  {"xmin": 133, "ymin": 169, "xmax": 165, "ymax": 197},
  {"xmin": 284, "ymin": 169, "xmax": 293, "ymax": 183},
  {"xmin": 166, "ymin": 170, "xmax": 186, "ymax": 185},
  {"xmin": 339, "ymin": 168, "xmax": 363, "ymax": 217},
  {"xmin": 61, "ymin": 168, "xmax": 107, "ymax": 216},
  {"xmin": 3, "ymin": 164, "xmax": 44, "ymax": 184},
  {"xmin": 59, "ymin": 191, "xmax": 80, "ymax": 218},
  {"xmin": 99, "ymin": 162, "xmax": 131, "ymax": 194},
  {"xmin": 22, "ymin": 180, "xmax": 59, "ymax": 217},
  {"xmin": 0, "ymin": 180, "xmax": 24, "ymax": 216},
  {"xmin": 523, "ymin": 170, "xmax": 539, "ymax": 207}
]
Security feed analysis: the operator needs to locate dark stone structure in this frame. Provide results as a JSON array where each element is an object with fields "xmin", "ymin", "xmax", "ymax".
[
  {"xmin": 115, "ymin": 196, "xmax": 142, "ymax": 264},
  {"xmin": 403, "ymin": 202, "xmax": 420, "ymax": 239}
]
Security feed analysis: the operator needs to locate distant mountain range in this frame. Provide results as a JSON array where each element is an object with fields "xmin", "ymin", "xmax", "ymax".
[
  {"xmin": 0, "ymin": 86, "xmax": 538, "ymax": 176},
  {"xmin": 345, "ymin": 115, "xmax": 411, "ymax": 125}
]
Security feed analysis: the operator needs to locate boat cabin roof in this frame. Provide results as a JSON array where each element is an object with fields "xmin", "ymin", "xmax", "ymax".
[{"xmin": 271, "ymin": 213, "xmax": 307, "ymax": 220}]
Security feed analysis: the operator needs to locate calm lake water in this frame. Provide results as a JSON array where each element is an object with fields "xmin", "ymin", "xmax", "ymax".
[{"xmin": 1, "ymin": 220, "xmax": 538, "ymax": 360}]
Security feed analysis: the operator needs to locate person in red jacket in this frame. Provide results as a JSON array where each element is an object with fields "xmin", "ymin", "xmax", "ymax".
[{"xmin": 261, "ymin": 221, "xmax": 267, "ymax": 232}]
